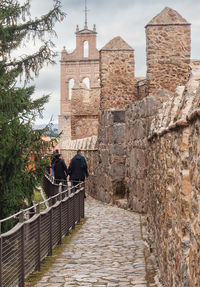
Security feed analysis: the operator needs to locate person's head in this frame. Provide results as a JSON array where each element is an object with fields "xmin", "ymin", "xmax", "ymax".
[
  {"xmin": 55, "ymin": 153, "xmax": 61, "ymax": 159},
  {"xmin": 77, "ymin": 149, "xmax": 82, "ymax": 155}
]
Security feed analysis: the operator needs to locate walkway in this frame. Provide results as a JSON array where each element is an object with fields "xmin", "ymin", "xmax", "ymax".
[{"xmin": 35, "ymin": 196, "xmax": 159, "ymax": 287}]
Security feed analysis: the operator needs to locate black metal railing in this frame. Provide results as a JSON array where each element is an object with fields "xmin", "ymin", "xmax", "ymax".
[{"xmin": 0, "ymin": 178, "xmax": 85, "ymax": 287}]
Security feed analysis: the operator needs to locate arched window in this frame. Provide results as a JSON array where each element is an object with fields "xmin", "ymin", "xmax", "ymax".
[
  {"xmin": 82, "ymin": 77, "xmax": 90, "ymax": 89},
  {"xmin": 68, "ymin": 79, "xmax": 74, "ymax": 100},
  {"xmin": 83, "ymin": 41, "xmax": 89, "ymax": 58}
]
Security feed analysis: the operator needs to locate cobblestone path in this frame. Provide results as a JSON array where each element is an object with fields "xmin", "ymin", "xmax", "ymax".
[{"xmin": 35, "ymin": 196, "xmax": 159, "ymax": 287}]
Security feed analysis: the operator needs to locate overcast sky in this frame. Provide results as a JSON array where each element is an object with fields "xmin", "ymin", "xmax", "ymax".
[{"xmin": 25, "ymin": 0, "xmax": 200, "ymax": 125}]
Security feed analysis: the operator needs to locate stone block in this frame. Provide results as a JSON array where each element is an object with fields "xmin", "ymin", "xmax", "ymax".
[
  {"xmin": 110, "ymin": 145, "xmax": 126, "ymax": 156},
  {"xmin": 110, "ymin": 163, "xmax": 125, "ymax": 180},
  {"xmin": 113, "ymin": 125, "xmax": 125, "ymax": 144},
  {"xmin": 112, "ymin": 110, "xmax": 126, "ymax": 123},
  {"xmin": 145, "ymin": 96, "xmax": 158, "ymax": 117},
  {"xmin": 181, "ymin": 170, "xmax": 192, "ymax": 196},
  {"xmin": 132, "ymin": 120, "xmax": 146, "ymax": 140}
]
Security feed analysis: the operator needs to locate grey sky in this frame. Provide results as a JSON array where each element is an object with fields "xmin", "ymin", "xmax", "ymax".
[{"xmin": 25, "ymin": 0, "xmax": 200, "ymax": 124}]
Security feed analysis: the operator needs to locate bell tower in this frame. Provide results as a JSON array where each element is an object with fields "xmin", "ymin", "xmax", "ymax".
[{"xmin": 59, "ymin": 1, "xmax": 100, "ymax": 149}]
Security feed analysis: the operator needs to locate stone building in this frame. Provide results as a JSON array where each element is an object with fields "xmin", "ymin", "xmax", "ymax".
[
  {"xmin": 59, "ymin": 6, "xmax": 200, "ymax": 286},
  {"xmin": 59, "ymin": 19, "xmax": 100, "ymax": 151}
]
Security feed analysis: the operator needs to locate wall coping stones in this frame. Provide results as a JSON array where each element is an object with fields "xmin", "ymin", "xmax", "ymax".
[
  {"xmin": 148, "ymin": 61, "xmax": 200, "ymax": 140},
  {"xmin": 63, "ymin": 136, "xmax": 97, "ymax": 151}
]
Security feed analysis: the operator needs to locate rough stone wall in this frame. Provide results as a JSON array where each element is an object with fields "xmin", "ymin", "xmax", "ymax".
[
  {"xmin": 125, "ymin": 96, "xmax": 158, "ymax": 213},
  {"xmin": 136, "ymin": 78, "xmax": 148, "ymax": 100},
  {"xmin": 96, "ymin": 110, "xmax": 127, "ymax": 203},
  {"xmin": 71, "ymin": 116, "xmax": 99, "ymax": 139},
  {"xmin": 58, "ymin": 114, "xmax": 71, "ymax": 150},
  {"xmin": 100, "ymin": 37, "xmax": 137, "ymax": 110},
  {"xmin": 146, "ymin": 7, "xmax": 191, "ymax": 97},
  {"xmin": 71, "ymin": 85, "xmax": 100, "ymax": 139},
  {"xmin": 147, "ymin": 61, "xmax": 200, "ymax": 286}
]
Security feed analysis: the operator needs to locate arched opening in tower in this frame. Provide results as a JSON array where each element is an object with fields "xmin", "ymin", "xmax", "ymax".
[
  {"xmin": 68, "ymin": 78, "xmax": 74, "ymax": 100},
  {"xmin": 83, "ymin": 41, "xmax": 89, "ymax": 58},
  {"xmin": 82, "ymin": 77, "xmax": 90, "ymax": 89}
]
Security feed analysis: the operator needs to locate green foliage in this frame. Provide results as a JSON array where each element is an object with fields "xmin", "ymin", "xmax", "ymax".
[{"xmin": 0, "ymin": 0, "xmax": 65, "ymax": 223}]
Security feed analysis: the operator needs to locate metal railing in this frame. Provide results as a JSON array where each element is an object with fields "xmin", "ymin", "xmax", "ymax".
[{"xmin": 0, "ymin": 179, "xmax": 85, "ymax": 287}]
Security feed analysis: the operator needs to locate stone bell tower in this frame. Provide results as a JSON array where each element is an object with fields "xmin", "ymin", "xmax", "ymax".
[{"xmin": 59, "ymin": 2, "xmax": 100, "ymax": 149}]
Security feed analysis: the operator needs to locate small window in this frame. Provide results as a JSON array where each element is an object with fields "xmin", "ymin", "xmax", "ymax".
[
  {"xmin": 83, "ymin": 41, "xmax": 89, "ymax": 58},
  {"xmin": 68, "ymin": 79, "xmax": 74, "ymax": 100},
  {"xmin": 82, "ymin": 77, "xmax": 90, "ymax": 89}
]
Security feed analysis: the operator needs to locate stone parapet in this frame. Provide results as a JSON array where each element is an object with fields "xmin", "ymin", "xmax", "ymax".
[
  {"xmin": 125, "ymin": 96, "xmax": 158, "ymax": 213},
  {"xmin": 96, "ymin": 110, "xmax": 127, "ymax": 203},
  {"xmin": 148, "ymin": 61, "xmax": 200, "ymax": 139},
  {"xmin": 146, "ymin": 61, "xmax": 200, "ymax": 286}
]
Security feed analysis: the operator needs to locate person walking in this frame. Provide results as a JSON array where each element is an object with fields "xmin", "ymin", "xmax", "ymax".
[
  {"xmin": 53, "ymin": 153, "xmax": 68, "ymax": 185},
  {"xmin": 50, "ymin": 149, "xmax": 59, "ymax": 176},
  {"xmin": 68, "ymin": 150, "xmax": 89, "ymax": 190}
]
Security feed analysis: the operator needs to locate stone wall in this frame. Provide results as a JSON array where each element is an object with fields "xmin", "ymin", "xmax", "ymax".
[
  {"xmin": 71, "ymin": 116, "xmax": 99, "ymax": 140},
  {"xmin": 100, "ymin": 36, "xmax": 137, "ymax": 111},
  {"xmin": 147, "ymin": 61, "xmax": 200, "ymax": 286},
  {"xmin": 146, "ymin": 7, "xmax": 191, "ymax": 97},
  {"xmin": 136, "ymin": 78, "xmax": 148, "ymax": 100},
  {"xmin": 96, "ymin": 110, "xmax": 127, "ymax": 203},
  {"xmin": 71, "ymin": 85, "xmax": 100, "ymax": 139},
  {"xmin": 125, "ymin": 96, "xmax": 158, "ymax": 213}
]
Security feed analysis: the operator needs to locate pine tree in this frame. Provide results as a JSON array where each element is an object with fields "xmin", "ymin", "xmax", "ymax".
[{"xmin": 0, "ymin": 0, "xmax": 65, "ymax": 225}]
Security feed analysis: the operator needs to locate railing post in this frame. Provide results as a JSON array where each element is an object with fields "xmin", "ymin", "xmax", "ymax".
[
  {"xmin": 36, "ymin": 204, "xmax": 41, "ymax": 271},
  {"xmin": 81, "ymin": 183, "xmax": 85, "ymax": 218},
  {"xmin": 66, "ymin": 198, "xmax": 70, "ymax": 236},
  {"xmin": 72, "ymin": 188, "xmax": 76, "ymax": 229},
  {"xmin": 0, "ymin": 223, "xmax": 2, "ymax": 287},
  {"xmin": 19, "ymin": 211, "xmax": 25, "ymax": 287},
  {"xmin": 48, "ymin": 199, "xmax": 53, "ymax": 256},
  {"xmin": 58, "ymin": 194, "xmax": 62, "ymax": 245},
  {"xmin": 59, "ymin": 182, "xmax": 62, "ymax": 193},
  {"xmin": 78, "ymin": 189, "xmax": 81, "ymax": 223}
]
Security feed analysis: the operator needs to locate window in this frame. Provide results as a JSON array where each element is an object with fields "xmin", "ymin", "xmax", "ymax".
[
  {"xmin": 82, "ymin": 77, "xmax": 90, "ymax": 89},
  {"xmin": 68, "ymin": 79, "xmax": 74, "ymax": 100},
  {"xmin": 83, "ymin": 41, "xmax": 89, "ymax": 58}
]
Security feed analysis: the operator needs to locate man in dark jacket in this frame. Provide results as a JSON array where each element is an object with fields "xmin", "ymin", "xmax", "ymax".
[
  {"xmin": 68, "ymin": 150, "xmax": 89, "ymax": 187},
  {"xmin": 53, "ymin": 153, "xmax": 68, "ymax": 184}
]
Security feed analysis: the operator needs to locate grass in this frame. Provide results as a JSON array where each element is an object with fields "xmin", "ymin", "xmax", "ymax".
[
  {"xmin": 33, "ymin": 190, "xmax": 46, "ymax": 211},
  {"xmin": 25, "ymin": 218, "xmax": 87, "ymax": 286},
  {"xmin": 33, "ymin": 190, "xmax": 43, "ymax": 203}
]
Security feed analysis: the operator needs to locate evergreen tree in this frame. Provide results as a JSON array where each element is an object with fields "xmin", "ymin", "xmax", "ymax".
[{"xmin": 0, "ymin": 0, "xmax": 65, "ymax": 224}]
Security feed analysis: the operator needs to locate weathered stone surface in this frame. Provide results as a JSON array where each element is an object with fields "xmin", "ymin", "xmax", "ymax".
[
  {"xmin": 146, "ymin": 7, "xmax": 191, "ymax": 97},
  {"xmin": 112, "ymin": 110, "xmax": 126, "ymax": 123},
  {"xmin": 100, "ymin": 37, "xmax": 137, "ymax": 111},
  {"xmin": 147, "ymin": 71, "xmax": 200, "ymax": 286}
]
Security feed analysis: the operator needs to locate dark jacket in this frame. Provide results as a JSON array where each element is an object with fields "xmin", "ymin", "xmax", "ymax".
[
  {"xmin": 53, "ymin": 158, "xmax": 68, "ymax": 180},
  {"xmin": 68, "ymin": 154, "xmax": 89, "ymax": 182}
]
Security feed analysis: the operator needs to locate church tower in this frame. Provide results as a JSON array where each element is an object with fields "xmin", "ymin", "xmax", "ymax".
[{"xmin": 59, "ymin": 1, "xmax": 100, "ymax": 149}]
